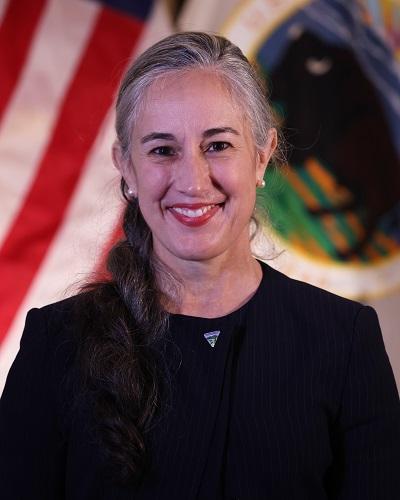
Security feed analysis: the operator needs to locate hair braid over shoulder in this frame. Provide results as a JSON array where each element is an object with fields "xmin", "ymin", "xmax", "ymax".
[{"xmin": 77, "ymin": 191, "xmax": 168, "ymax": 484}]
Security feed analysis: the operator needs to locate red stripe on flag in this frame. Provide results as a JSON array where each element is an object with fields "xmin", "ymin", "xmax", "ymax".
[
  {"xmin": 0, "ymin": 7, "xmax": 144, "ymax": 343},
  {"xmin": 0, "ymin": 0, "xmax": 48, "ymax": 122}
]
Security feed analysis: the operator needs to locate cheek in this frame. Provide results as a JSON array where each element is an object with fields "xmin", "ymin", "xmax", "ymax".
[
  {"xmin": 213, "ymin": 161, "xmax": 256, "ymax": 197},
  {"xmin": 136, "ymin": 168, "xmax": 170, "ymax": 206},
  {"xmin": 122, "ymin": 167, "xmax": 137, "ymax": 193}
]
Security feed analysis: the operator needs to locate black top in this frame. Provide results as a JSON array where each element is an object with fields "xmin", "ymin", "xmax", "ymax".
[
  {"xmin": 162, "ymin": 296, "xmax": 248, "ymax": 499},
  {"xmin": 1, "ymin": 262, "xmax": 400, "ymax": 499}
]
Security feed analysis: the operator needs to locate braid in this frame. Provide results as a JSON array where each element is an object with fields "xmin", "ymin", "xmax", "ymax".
[{"xmin": 77, "ymin": 193, "xmax": 168, "ymax": 484}]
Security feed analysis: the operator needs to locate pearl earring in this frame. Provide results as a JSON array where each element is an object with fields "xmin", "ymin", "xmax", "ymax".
[{"xmin": 257, "ymin": 179, "xmax": 266, "ymax": 188}]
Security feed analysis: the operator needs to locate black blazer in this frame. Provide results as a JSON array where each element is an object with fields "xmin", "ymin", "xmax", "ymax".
[{"xmin": 1, "ymin": 263, "xmax": 400, "ymax": 499}]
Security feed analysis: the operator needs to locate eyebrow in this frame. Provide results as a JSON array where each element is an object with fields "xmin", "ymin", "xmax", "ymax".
[
  {"xmin": 140, "ymin": 127, "xmax": 240, "ymax": 144},
  {"xmin": 202, "ymin": 127, "xmax": 240, "ymax": 138},
  {"xmin": 141, "ymin": 132, "xmax": 176, "ymax": 144}
]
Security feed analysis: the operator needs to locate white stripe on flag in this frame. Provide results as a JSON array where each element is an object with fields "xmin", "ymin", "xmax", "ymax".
[
  {"xmin": 0, "ymin": 0, "xmax": 99, "ymax": 242},
  {"xmin": 133, "ymin": 0, "xmax": 174, "ymax": 56},
  {"xmin": 177, "ymin": 0, "xmax": 240, "ymax": 32}
]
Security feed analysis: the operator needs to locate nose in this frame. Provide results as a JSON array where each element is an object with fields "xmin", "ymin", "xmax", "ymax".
[{"xmin": 174, "ymin": 150, "xmax": 211, "ymax": 196}]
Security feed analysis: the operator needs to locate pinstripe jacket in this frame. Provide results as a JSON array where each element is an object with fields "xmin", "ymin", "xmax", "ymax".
[{"xmin": 1, "ymin": 263, "xmax": 400, "ymax": 499}]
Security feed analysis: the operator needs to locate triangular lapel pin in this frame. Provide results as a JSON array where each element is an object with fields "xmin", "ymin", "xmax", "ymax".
[{"xmin": 203, "ymin": 330, "xmax": 220, "ymax": 348}]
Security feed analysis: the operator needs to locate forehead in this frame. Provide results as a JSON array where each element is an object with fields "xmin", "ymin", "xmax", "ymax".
[
  {"xmin": 134, "ymin": 69, "xmax": 247, "ymax": 134},
  {"xmin": 148, "ymin": 68, "xmax": 232, "ymax": 92}
]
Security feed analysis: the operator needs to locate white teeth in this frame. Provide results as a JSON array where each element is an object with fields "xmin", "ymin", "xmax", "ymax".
[{"xmin": 172, "ymin": 205, "xmax": 215, "ymax": 218}]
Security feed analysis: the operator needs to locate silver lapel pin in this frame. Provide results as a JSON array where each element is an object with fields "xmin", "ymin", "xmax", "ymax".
[{"xmin": 203, "ymin": 330, "xmax": 221, "ymax": 348}]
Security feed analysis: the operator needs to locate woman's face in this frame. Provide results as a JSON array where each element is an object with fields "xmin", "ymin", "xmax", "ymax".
[{"xmin": 114, "ymin": 69, "xmax": 276, "ymax": 268}]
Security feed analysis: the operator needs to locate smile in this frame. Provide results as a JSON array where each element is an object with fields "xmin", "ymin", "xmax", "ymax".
[
  {"xmin": 168, "ymin": 203, "xmax": 223, "ymax": 227},
  {"xmin": 173, "ymin": 205, "xmax": 216, "ymax": 218}
]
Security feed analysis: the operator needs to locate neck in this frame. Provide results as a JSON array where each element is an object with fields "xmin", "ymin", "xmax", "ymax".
[{"xmin": 157, "ymin": 250, "xmax": 263, "ymax": 318}]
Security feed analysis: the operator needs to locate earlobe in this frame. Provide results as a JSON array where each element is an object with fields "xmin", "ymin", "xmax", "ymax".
[
  {"xmin": 112, "ymin": 140, "xmax": 137, "ymax": 197},
  {"xmin": 256, "ymin": 128, "xmax": 278, "ymax": 182}
]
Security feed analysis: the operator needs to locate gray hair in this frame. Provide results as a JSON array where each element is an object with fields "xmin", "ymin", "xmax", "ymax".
[{"xmin": 115, "ymin": 31, "xmax": 277, "ymax": 158}]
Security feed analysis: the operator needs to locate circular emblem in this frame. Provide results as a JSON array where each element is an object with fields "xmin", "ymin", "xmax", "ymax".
[{"xmin": 222, "ymin": 0, "xmax": 400, "ymax": 299}]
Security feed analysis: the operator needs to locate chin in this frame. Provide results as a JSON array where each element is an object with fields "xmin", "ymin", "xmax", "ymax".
[
  {"xmin": 158, "ymin": 241, "xmax": 227, "ymax": 264},
  {"xmin": 176, "ymin": 247, "xmax": 223, "ymax": 262},
  {"xmin": 153, "ymin": 231, "xmax": 243, "ymax": 265}
]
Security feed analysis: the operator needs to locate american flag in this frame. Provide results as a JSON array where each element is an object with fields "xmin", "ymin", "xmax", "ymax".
[{"xmin": 0, "ymin": 0, "xmax": 172, "ymax": 393}]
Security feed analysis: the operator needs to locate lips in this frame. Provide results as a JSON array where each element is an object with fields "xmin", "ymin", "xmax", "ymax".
[{"xmin": 168, "ymin": 203, "xmax": 223, "ymax": 227}]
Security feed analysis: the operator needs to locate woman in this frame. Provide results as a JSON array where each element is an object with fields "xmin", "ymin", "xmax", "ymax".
[{"xmin": 0, "ymin": 32, "xmax": 399, "ymax": 500}]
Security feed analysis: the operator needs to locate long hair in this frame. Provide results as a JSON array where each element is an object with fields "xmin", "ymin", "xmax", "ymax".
[{"xmin": 76, "ymin": 31, "xmax": 278, "ymax": 484}]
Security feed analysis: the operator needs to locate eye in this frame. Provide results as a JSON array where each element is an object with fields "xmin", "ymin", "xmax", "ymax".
[
  {"xmin": 206, "ymin": 141, "xmax": 231, "ymax": 153},
  {"xmin": 150, "ymin": 145, "xmax": 175, "ymax": 156}
]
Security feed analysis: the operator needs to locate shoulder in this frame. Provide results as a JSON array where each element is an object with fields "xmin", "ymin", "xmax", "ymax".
[
  {"xmin": 17, "ymin": 284, "xmax": 121, "ymax": 372},
  {"xmin": 257, "ymin": 260, "xmax": 376, "ymax": 339},
  {"xmin": 25, "ymin": 285, "xmax": 114, "ymax": 339},
  {"xmin": 0, "ymin": 295, "xmax": 89, "ymax": 434},
  {"xmin": 8, "ymin": 295, "xmax": 87, "ymax": 383},
  {"xmin": 259, "ymin": 260, "xmax": 362, "ymax": 309},
  {"xmin": 255, "ymin": 263, "xmax": 399, "ymax": 411},
  {"xmin": 11, "ymin": 290, "xmax": 107, "ymax": 392},
  {"xmin": 21, "ymin": 293, "xmax": 88, "ymax": 350}
]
